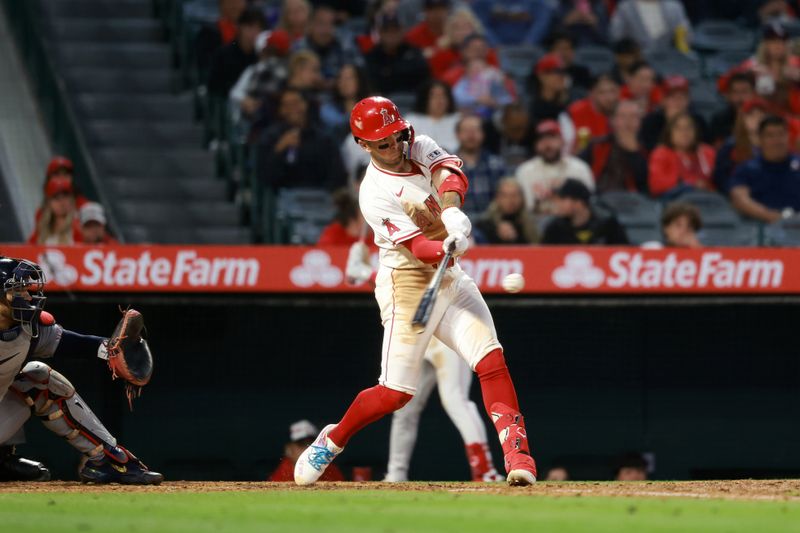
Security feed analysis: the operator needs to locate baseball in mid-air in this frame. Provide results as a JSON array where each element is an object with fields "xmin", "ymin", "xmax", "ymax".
[{"xmin": 502, "ymin": 273, "xmax": 525, "ymax": 293}]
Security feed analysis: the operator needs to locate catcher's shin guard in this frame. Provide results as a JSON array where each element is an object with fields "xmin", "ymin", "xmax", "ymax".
[
  {"xmin": 491, "ymin": 402, "xmax": 537, "ymax": 486},
  {"xmin": 12, "ymin": 361, "xmax": 117, "ymax": 458}
]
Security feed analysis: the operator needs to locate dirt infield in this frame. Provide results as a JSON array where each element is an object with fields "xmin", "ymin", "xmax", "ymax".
[{"xmin": 1, "ymin": 480, "xmax": 799, "ymax": 501}]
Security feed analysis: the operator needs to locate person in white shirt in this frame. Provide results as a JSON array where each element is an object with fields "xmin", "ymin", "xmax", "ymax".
[
  {"xmin": 405, "ymin": 80, "xmax": 461, "ymax": 153},
  {"xmin": 515, "ymin": 119, "xmax": 595, "ymax": 214}
]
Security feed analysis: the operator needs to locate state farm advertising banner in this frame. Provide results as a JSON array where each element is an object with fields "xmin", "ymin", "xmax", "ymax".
[{"xmin": 1, "ymin": 245, "xmax": 799, "ymax": 294}]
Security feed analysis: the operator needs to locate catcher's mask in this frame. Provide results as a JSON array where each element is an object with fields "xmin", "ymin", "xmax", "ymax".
[{"xmin": 0, "ymin": 258, "xmax": 47, "ymax": 338}]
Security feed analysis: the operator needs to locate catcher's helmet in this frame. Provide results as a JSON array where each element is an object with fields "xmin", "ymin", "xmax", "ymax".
[
  {"xmin": 0, "ymin": 257, "xmax": 47, "ymax": 338},
  {"xmin": 350, "ymin": 96, "xmax": 412, "ymax": 143}
]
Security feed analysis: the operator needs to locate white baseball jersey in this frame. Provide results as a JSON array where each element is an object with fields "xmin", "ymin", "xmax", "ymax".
[{"xmin": 358, "ymin": 135, "xmax": 462, "ymax": 270}]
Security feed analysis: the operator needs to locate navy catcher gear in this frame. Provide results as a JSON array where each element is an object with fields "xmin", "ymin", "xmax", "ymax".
[{"xmin": 0, "ymin": 257, "xmax": 47, "ymax": 338}]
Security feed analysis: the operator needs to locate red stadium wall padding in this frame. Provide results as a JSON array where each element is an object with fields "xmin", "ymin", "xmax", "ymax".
[{"xmin": 1, "ymin": 244, "xmax": 799, "ymax": 294}]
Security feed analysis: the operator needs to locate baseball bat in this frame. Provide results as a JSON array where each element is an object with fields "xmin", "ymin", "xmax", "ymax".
[{"xmin": 411, "ymin": 242, "xmax": 455, "ymax": 333}]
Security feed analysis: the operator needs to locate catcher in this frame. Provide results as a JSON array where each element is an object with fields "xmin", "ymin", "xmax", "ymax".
[{"xmin": 0, "ymin": 256, "xmax": 162, "ymax": 484}]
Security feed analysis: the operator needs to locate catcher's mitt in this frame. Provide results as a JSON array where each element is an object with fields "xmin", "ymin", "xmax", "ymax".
[{"xmin": 106, "ymin": 308, "xmax": 153, "ymax": 409}]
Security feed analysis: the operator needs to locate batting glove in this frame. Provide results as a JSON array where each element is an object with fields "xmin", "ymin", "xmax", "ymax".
[
  {"xmin": 440, "ymin": 207, "xmax": 472, "ymax": 237},
  {"xmin": 442, "ymin": 232, "xmax": 469, "ymax": 257},
  {"xmin": 346, "ymin": 242, "xmax": 373, "ymax": 285}
]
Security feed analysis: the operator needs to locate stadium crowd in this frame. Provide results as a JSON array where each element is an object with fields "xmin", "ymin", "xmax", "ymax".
[{"xmin": 30, "ymin": 0, "xmax": 800, "ymax": 246}]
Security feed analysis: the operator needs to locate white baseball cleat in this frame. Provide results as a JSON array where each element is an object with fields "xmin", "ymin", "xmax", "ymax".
[{"xmin": 294, "ymin": 424, "xmax": 343, "ymax": 486}]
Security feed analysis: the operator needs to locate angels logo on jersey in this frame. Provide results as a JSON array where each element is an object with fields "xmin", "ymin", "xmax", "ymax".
[
  {"xmin": 380, "ymin": 108, "xmax": 396, "ymax": 127},
  {"xmin": 382, "ymin": 218, "xmax": 401, "ymax": 236}
]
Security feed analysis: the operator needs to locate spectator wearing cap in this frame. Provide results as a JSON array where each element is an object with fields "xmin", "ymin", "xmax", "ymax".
[
  {"xmin": 730, "ymin": 115, "xmax": 800, "ymax": 222},
  {"xmin": 452, "ymin": 34, "xmax": 515, "ymax": 119},
  {"xmin": 28, "ymin": 176, "xmax": 81, "ymax": 245},
  {"xmin": 640, "ymin": 75, "xmax": 708, "ymax": 151},
  {"xmin": 568, "ymin": 73, "xmax": 621, "ymax": 152},
  {"xmin": 78, "ymin": 202, "xmax": 116, "ymax": 245},
  {"xmin": 474, "ymin": 178, "xmax": 539, "ymax": 244},
  {"xmin": 649, "ymin": 112, "xmax": 716, "ymax": 198},
  {"xmin": 257, "ymin": 88, "xmax": 347, "ymax": 191},
  {"xmin": 528, "ymin": 53, "xmax": 570, "ymax": 125},
  {"xmin": 268, "ymin": 420, "xmax": 346, "ymax": 481},
  {"xmin": 195, "ymin": 0, "xmax": 247, "ymax": 81},
  {"xmin": 609, "ymin": 0, "xmax": 692, "ymax": 54},
  {"xmin": 471, "ymin": 0, "xmax": 554, "ymax": 46},
  {"xmin": 620, "ymin": 61, "xmax": 661, "ymax": 114},
  {"xmin": 294, "ymin": 5, "xmax": 362, "ymax": 87},
  {"xmin": 207, "ymin": 7, "xmax": 266, "ymax": 97},
  {"xmin": 365, "ymin": 10, "xmax": 430, "ymax": 94},
  {"xmin": 515, "ymin": 120, "xmax": 595, "ymax": 215},
  {"xmin": 276, "ymin": 0, "xmax": 311, "ymax": 44},
  {"xmin": 710, "ymin": 71, "xmax": 756, "ymax": 146},
  {"xmin": 35, "ymin": 156, "xmax": 88, "ymax": 224},
  {"xmin": 713, "ymin": 97, "xmax": 768, "ymax": 193},
  {"xmin": 406, "ymin": 80, "xmax": 460, "ymax": 152},
  {"xmin": 580, "ymin": 99, "xmax": 649, "ymax": 194},
  {"xmin": 615, "ymin": 452, "xmax": 649, "ymax": 481},
  {"xmin": 661, "ymin": 202, "xmax": 702, "ymax": 248},
  {"xmin": 541, "ymin": 178, "xmax": 629, "ymax": 244},
  {"xmin": 725, "ymin": 22, "xmax": 800, "ymax": 117},
  {"xmin": 230, "ymin": 30, "xmax": 291, "ymax": 123},
  {"xmin": 406, "ymin": 0, "xmax": 451, "ymax": 58},
  {"xmin": 456, "ymin": 114, "xmax": 508, "ymax": 215},
  {"xmin": 554, "ymin": 0, "xmax": 610, "ymax": 47},
  {"xmin": 757, "ymin": 0, "xmax": 796, "ymax": 26},
  {"xmin": 427, "ymin": 6, "xmax": 501, "ymax": 80},
  {"xmin": 540, "ymin": 30, "xmax": 593, "ymax": 92}
]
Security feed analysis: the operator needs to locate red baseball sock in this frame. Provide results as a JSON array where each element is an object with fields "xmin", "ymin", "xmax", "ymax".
[
  {"xmin": 328, "ymin": 385, "xmax": 412, "ymax": 447},
  {"xmin": 475, "ymin": 348, "xmax": 519, "ymax": 415}
]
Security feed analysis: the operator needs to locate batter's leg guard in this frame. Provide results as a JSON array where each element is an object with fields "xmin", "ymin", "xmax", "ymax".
[
  {"xmin": 491, "ymin": 402, "xmax": 537, "ymax": 486},
  {"xmin": 464, "ymin": 442, "xmax": 503, "ymax": 482},
  {"xmin": 12, "ymin": 362, "xmax": 163, "ymax": 485}
]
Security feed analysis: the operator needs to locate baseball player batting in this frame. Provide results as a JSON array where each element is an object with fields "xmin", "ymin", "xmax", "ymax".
[
  {"xmin": 295, "ymin": 96, "xmax": 537, "ymax": 486},
  {"xmin": 0, "ymin": 257, "xmax": 162, "ymax": 484},
  {"xmin": 346, "ymin": 245, "xmax": 502, "ymax": 482}
]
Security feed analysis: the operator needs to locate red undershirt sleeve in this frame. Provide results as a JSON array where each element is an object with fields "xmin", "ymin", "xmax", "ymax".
[{"xmin": 401, "ymin": 233, "xmax": 445, "ymax": 264}]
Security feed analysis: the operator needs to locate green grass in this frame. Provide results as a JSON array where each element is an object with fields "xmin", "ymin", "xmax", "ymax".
[{"xmin": 0, "ymin": 490, "xmax": 798, "ymax": 533}]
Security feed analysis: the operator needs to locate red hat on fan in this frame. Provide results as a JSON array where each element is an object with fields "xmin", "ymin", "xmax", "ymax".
[
  {"xmin": 46, "ymin": 156, "xmax": 74, "ymax": 177},
  {"xmin": 662, "ymin": 75, "xmax": 689, "ymax": 94},
  {"xmin": 45, "ymin": 176, "xmax": 74, "ymax": 198},
  {"xmin": 535, "ymin": 119, "xmax": 562, "ymax": 139},
  {"xmin": 350, "ymin": 96, "xmax": 411, "ymax": 142},
  {"xmin": 741, "ymin": 97, "xmax": 770, "ymax": 114},
  {"xmin": 535, "ymin": 53, "xmax": 565, "ymax": 75}
]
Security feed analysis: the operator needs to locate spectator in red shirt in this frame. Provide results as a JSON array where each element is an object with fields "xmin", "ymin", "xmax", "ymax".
[
  {"xmin": 35, "ymin": 156, "xmax": 88, "ymax": 224},
  {"xmin": 428, "ymin": 6, "xmax": 500, "ymax": 80},
  {"xmin": 28, "ymin": 176, "xmax": 81, "ymax": 245},
  {"xmin": 268, "ymin": 420, "xmax": 346, "ymax": 482},
  {"xmin": 568, "ymin": 73, "xmax": 620, "ymax": 152},
  {"xmin": 620, "ymin": 61, "xmax": 661, "ymax": 113},
  {"xmin": 78, "ymin": 202, "xmax": 117, "ymax": 245},
  {"xmin": 406, "ymin": 0, "xmax": 451, "ymax": 58},
  {"xmin": 648, "ymin": 112, "xmax": 716, "ymax": 198},
  {"xmin": 317, "ymin": 188, "xmax": 371, "ymax": 246}
]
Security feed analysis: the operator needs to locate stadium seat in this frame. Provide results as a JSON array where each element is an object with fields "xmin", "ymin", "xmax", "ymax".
[
  {"xmin": 498, "ymin": 45, "xmax": 542, "ymax": 80},
  {"xmin": 689, "ymin": 81, "xmax": 726, "ymax": 123},
  {"xmin": 596, "ymin": 191, "xmax": 661, "ymax": 228},
  {"xmin": 274, "ymin": 188, "xmax": 335, "ymax": 244},
  {"xmin": 675, "ymin": 190, "xmax": 741, "ymax": 226},
  {"xmin": 645, "ymin": 50, "xmax": 702, "ymax": 81},
  {"xmin": 764, "ymin": 216, "xmax": 800, "ymax": 246},
  {"xmin": 625, "ymin": 226, "xmax": 663, "ymax": 245},
  {"xmin": 698, "ymin": 224, "xmax": 759, "ymax": 246},
  {"xmin": 704, "ymin": 49, "xmax": 751, "ymax": 78},
  {"xmin": 691, "ymin": 19, "xmax": 755, "ymax": 53},
  {"xmin": 574, "ymin": 47, "xmax": 614, "ymax": 76}
]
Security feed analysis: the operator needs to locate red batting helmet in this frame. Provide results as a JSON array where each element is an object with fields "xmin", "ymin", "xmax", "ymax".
[{"xmin": 350, "ymin": 96, "xmax": 411, "ymax": 142}]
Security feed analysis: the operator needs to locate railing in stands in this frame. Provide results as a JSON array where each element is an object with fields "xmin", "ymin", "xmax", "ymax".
[{"xmin": 1, "ymin": 0, "xmax": 124, "ymax": 242}]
